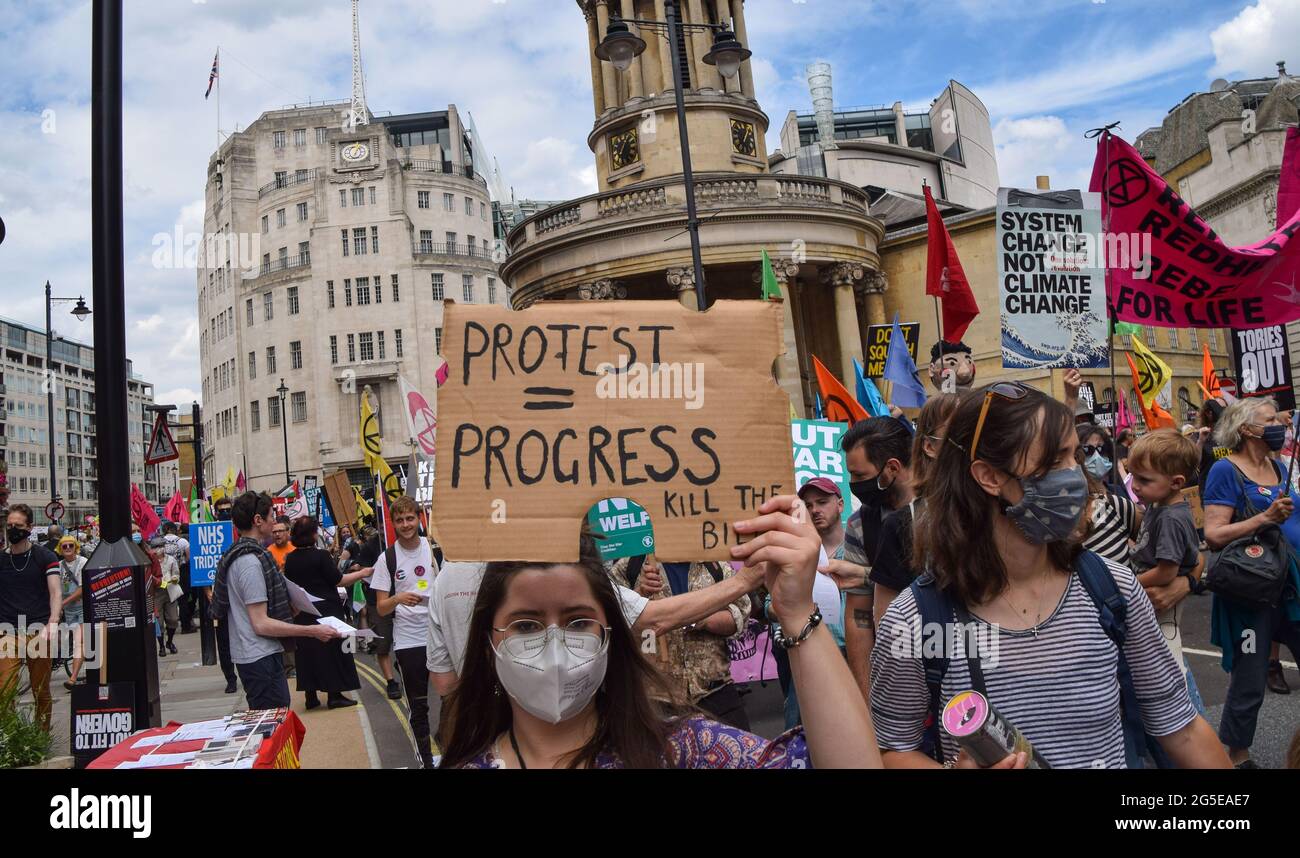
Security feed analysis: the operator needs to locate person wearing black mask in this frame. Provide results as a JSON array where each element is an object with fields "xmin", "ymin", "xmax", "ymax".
[
  {"xmin": 0, "ymin": 504, "xmax": 62, "ymax": 731},
  {"xmin": 214, "ymin": 498, "xmax": 233, "ymax": 521},
  {"xmin": 833, "ymin": 417, "xmax": 915, "ymax": 705}
]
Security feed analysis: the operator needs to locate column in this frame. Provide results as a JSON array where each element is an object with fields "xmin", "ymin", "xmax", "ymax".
[
  {"xmin": 729, "ymin": 0, "xmax": 755, "ymax": 98},
  {"xmin": 858, "ymin": 270, "xmax": 887, "ymax": 328},
  {"xmin": 754, "ymin": 259, "xmax": 805, "ymax": 416},
  {"xmin": 621, "ymin": 0, "xmax": 645, "ymax": 99},
  {"xmin": 665, "ymin": 267, "xmax": 697, "ymax": 309},
  {"xmin": 578, "ymin": 279, "xmax": 628, "ymax": 301},
  {"xmin": 824, "ymin": 262, "xmax": 867, "ymax": 384},
  {"xmin": 654, "ymin": 0, "xmax": 673, "ymax": 95},
  {"xmin": 595, "ymin": 1, "xmax": 620, "ymax": 112},
  {"xmin": 587, "ymin": 12, "xmax": 606, "ymax": 115},
  {"xmin": 685, "ymin": 0, "xmax": 720, "ymax": 91}
]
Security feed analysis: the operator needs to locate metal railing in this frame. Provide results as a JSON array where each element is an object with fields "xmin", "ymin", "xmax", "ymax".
[
  {"xmin": 259, "ymin": 252, "xmax": 311, "ymax": 276},
  {"xmin": 258, "ymin": 169, "xmax": 318, "ymax": 198},
  {"xmin": 401, "ymin": 159, "xmax": 486, "ymax": 186},
  {"xmin": 411, "ymin": 242, "xmax": 493, "ymax": 259}
]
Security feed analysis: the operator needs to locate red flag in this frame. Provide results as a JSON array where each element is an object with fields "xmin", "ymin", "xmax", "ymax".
[
  {"xmin": 131, "ymin": 485, "xmax": 162, "ymax": 540},
  {"xmin": 164, "ymin": 490, "xmax": 189, "ymax": 525},
  {"xmin": 1200, "ymin": 343, "xmax": 1221, "ymax": 401},
  {"xmin": 924, "ymin": 184, "xmax": 979, "ymax": 343},
  {"xmin": 376, "ymin": 476, "xmax": 397, "ymax": 548},
  {"xmin": 811, "ymin": 355, "xmax": 869, "ymax": 425},
  {"xmin": 1278, "ymin": 127, "xmax": 1300, "ymax": 227},
  {"xmin": 435, "ymin": 358, "xmax": 450, "ymax": 388}
]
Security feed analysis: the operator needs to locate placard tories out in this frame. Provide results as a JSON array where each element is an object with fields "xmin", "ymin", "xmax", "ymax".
[
  {"xmin": 188, "ymin": 521, "xmax": 233, "ymax": 588},
  {"xmin": 432, "ymin": 300, "xmax": 793, "ymax": 562},
  {"xmin": 85, "ymin": 567, "xmax": 138, "ymax": 630},
  {"xmin": 1230, "ymin": 324, "xmax": 1295, "ymax": 411},
  {"xmin": 864, "ymin": 322, "xmax": 919, "ymax": 378},
  {"xmin": 997, "ymin": 188, "xmax": 1109, "ymax": 369}
]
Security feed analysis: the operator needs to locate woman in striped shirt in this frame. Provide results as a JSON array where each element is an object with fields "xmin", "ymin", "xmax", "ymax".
[
  {"xmin": 870, "ymin": 383, "xmax": 1229, "ymax": 768},
  {"xmin": 1075, "ymin": 423, "xmax": 1141, "ymax": 566}
]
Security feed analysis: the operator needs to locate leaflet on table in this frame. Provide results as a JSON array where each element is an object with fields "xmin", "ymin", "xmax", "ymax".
[
  {"xmin": 117, "ymin": 752, "xmax": 199, "ymax": 769},
  {"xmin": 285, "ymin": 578, "xmax": 322, "ymax": 617}
]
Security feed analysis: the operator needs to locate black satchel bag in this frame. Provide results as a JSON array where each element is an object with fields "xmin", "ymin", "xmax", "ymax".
[{"xmin": 1202, "ymin": 462, "xmax": 1293, "ymax": 609}]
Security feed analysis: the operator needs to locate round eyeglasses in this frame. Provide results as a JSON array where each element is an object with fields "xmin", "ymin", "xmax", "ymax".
[{"xmin": 492, "ymin": 619, "xmax": 610, "ymax": 660}]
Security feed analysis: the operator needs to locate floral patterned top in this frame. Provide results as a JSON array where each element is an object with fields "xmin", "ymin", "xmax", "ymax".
[{"xmin": 458, "ymin": 717, "xmax": 810, "ymax": 769}]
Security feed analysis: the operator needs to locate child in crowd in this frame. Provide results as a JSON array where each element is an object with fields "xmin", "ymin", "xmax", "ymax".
[{"xmin": 1128, "ymin": 430, "xmax": 1202, "ymax": 678}]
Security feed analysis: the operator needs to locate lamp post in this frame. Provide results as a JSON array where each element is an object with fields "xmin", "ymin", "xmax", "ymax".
[
  {"xmin": 277, "ymin": 379, "xmax": 290, "ymax": 484},
  {"xmin": 595, "ymin": 2, "xmax": 750, "ymax": 312},
  {"xmin": 44, "ymin": 281, "xmax": 91, "ymax": 515}
]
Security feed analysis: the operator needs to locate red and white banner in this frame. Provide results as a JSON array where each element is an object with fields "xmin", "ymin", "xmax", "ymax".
[{"xmin": 1090, "ymin": 129, "xmax": 1300, "ymax": 328}]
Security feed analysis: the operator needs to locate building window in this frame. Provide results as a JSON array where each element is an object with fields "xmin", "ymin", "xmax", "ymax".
[
  {"xmin": 465, "ymin": 196, "xmax": 474, "ymax": 216},
  {"xmin": 353, "ymin": 227, "xmax": 368, "ymax": 255},
  {"xmin": 276, "ymin": 208, "xmax": 286, "ymax": 228},
  {"xmin": 274, "ymin": 170, "xmax": 288, "ymax": 189},
  {"xmin": 261, "ymin": 215, "xmax": 269, "ymax": 233},
  {"xmin": 371, "ymin": 226, "xmax": 380, "ymax": 254},
  {"xmin": 288, "ymin": 286, "xmax": 300, "ymax": 315},
  {"xmin": 446, "ymin": 232, "xmax": 457, "ymax": 252},
  {"xmin": 273, "ymin": 130, "xmax": 286, "ymax": 148},
  {"xmin": 467, "ymin": 235, "xmax": 477, "ymax": 257},
  {"xmin": 1189, "ymin": 328, "xmax": 1199, "ymax": 350},
  {"xmin": 418, "ymin": 191, "xmax": 430, "ymax": 209},
  {"xmin": 298, "ymin": 240, "xmax": 310, "ymax": 264},
  {"xmin": 263, "ymin": 252, "xmax": 271, "ymax": 269},
  {"xmin": 246, "ymin": 298, "xmax": 254, "ymax": 326},
  {"xmin": 341, "ymin": 229, "xmax": 350, "ymax": 256},
  {"xmin": 395, "ymin": 329, "xmax": 403, "ymax": 358},
  {"xmin": 295, "ymin": 168, "xmax": 309, "ymax": 184},
  {"xmin": 391, "ymin": 274, "xmax": 400, "ymax": 303},
  {"xmin": 419, "ymin": 230, "xmax": 433, "ymax": 254},
  {"xmin": 347, "ymin": 334, "xmax": 356, "ymax": 363},
  {"xmin": 248, "ymin": 351, "xmax": 257, "ymax": 380},
  {"xmin": 488, "ymin": 278, "xmax": 497, "ymax": 304},
  {"xmin": 360, "ymin": 332, "xmax": 374, "ymax": 361},
  {"xmin": 357, "ymin": 276, "xmax": 371, "ymax": 305},
  {"xmin": 267, "ymin": 346, "xmax": 277, "ymax": 374},
  {"xmin": 279, "ymin": 246, "xmax": 289, "ymax": 267},
  {"xmin": 297, "ymin": 201, "xmax": 309, "ymax": 222},
  {"xmin": 293, "ymin": 128, "xmax": 306, "ymax": 147},
  {"xmin": 292, "ymin": 392, "xmax": 307, "ymax": 423},
  {"xmin": 326, "ymin": 280, "xmax": 335, "ymax": 309},
  {"xmin": 339, "ymin": 189, "xmax": 347, "ymax": 208},
  {"xmin": 290, "ymin": 340, "xmax": 302, "ymax": 370},
  {"xmin": 344, "ymin": 278, "xmax": 353, "ymax": 307},
  {"xmin": 369, "ymin": 187, "xmax": 377, "ymax": 206},
  {"xmin": 481, "ymin": 201, "xmax": 487, "ymax": 220},
  {"xmin": 268, "ymin": 396, "xmax": 281, "ymax": 428},
  {"xmin": 316, "ymin": 126, "xmax": 328, "ymax": 145},
  {"xmin": 251, "ymin": 400, "xmax": 261, "ymax": 431},
  {"xmin": 375, "ymin": 273, "xmax": 383, "ymax": 304},
  {"xmin": 352, "ymin": 188, "xmax": 365, "ymax": 207},
  {"xmin": 463, "ymin": 275, "xmax": 474, "ymax": 303},
  {"xmin": 330, "ymin": 335, "xmax": 338, "ymax": 365},
  {"xmin": 378, "ymin": 331, "xmax": 386, "ymax": 360},
  {"xmin": 1168, "ymin": 328, "xmax": 1179, "ymax": 349},
  {"xmin": 264, "ymin": 292, "xmax": 274, "ymax": 321},
  {"xmin": 431, "ymin": 273, "xmax": 444, "ymax": 300},
  {"xmin": 443, "ymin": 193, "xmax": 454, "ymax": 212},
  {"xmin": 435, "ymin": 327, "xmax": 443, "ymax": 353}
]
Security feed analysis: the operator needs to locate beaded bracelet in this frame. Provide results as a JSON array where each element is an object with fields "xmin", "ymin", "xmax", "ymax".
[{"xmin": 774, "ymin": 607, "xmax": 823, "ymax": 650}]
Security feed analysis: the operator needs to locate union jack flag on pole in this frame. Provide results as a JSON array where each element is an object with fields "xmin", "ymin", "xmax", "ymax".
[{"xmin": 205, "ymin": 50, "xmax": 219, "ymax": 99}]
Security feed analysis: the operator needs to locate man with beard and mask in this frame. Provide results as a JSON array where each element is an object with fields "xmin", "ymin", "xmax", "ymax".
[
  {"xmin": 927, "ymin": 340, "xmax": 977, "ymax": 394},
  {"xmin": 834, "ymin": 418, "xmax": 915, "ymax": 706}
]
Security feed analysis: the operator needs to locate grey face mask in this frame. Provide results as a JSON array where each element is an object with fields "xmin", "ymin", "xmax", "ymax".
[{"xmin": 1004, "ymin": 466, "xmax": 1088, "ymax": 545}]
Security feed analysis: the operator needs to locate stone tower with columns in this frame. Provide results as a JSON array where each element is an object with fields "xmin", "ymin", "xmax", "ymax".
[{"xmin": 501, "ymin": 0, "xmax": 887, "ymax": 415}]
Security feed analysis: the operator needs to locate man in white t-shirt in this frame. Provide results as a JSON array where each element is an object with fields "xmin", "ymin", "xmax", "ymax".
[{"xmin": 370, "ymin": 495, "xmax": 438, "ymax": 769}]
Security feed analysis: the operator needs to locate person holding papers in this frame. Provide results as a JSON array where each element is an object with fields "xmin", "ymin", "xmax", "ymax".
[
  {"xmin": 370, "ymin": 496, "xmax": 439, "ymax": 769},
  {"xmin": 285, "ymin": 516, "xmax": 373, "ymax": 711}
]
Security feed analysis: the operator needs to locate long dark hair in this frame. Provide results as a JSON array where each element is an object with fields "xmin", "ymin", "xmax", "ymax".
[
  {"xmin": 438, "ymin": 536, "xmax": 679, "ymax": 769},
  {"xmin": 914, "ymin": 384, "xmax": 1080, "ymax": 607},
  {"xmin": 911, "ymin": 393, "xmax": 961, "ymax": 490}
]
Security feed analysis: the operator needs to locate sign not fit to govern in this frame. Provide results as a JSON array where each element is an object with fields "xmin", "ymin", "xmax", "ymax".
[
  {"xmin": 432, "ymin": 300, "xmax": 793, "ymax": 562},
  {"xmin": 997, "ymin": 188, "xmax": 1109, "ymax": 370},
  {"xmin": 1231, "ymin": 325, "xmax": 1295, "ymax": 411}
]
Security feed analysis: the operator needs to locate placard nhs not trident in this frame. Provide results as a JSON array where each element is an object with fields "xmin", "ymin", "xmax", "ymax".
[{"xmin": 432, "ymin": 300, "xmax": 794, "ymax": 562}]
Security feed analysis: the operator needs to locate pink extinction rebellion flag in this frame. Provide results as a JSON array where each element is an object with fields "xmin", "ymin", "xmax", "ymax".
[{"xmin": 1090, "ymin": 130, "xmax": 1300, "ymax": 328}]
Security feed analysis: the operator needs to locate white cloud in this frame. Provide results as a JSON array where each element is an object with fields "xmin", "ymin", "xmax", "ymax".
[
  {"xmin": 134, "ymin": 314, "xmax": 165, "ymax": 333},
  {"xmin": 1210, "ymin": 0, "xmax": 1300, "ymax": 79}
]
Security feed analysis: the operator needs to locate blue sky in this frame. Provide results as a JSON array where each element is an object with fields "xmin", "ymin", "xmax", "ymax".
[{"xmin": 0, "ymin": 0, "xmax": 1293, "ymax": 406}]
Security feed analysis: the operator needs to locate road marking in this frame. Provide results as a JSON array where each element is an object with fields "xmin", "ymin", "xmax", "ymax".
[
  {"xmin": 356, "ymin": 697, "xmax": 382, "ymax": 770},
  {"xmin": 1184, "ymin": 646, "xmax": 1297, "ymax": 670},
  {"xmin": 355, "ymin": 660, "xmax": 419, "ymax": 758}
]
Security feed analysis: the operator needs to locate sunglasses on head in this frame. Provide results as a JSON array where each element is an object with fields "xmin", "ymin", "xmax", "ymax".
[{"xmin": 968, "ymin": 382, "xmax": 1032, "ymax": 463}]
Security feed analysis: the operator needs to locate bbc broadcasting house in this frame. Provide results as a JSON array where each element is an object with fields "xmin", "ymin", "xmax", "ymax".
[
  {"xmin": 198, "ymin": 102, "xmax": 506, "ymax": 496},
  {"xmin": 0, "ymin": 317, "xmax": 174, "ymax": 527}
]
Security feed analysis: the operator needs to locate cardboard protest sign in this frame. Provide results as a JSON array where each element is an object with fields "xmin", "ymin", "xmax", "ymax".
[
  {"xmin": 322, "ymin": 470, "xmax": 358, "ymax": 532},
  {"xmin": 997, "ymin": 188, "xmax": 1108, "ymax": 369},
  {"xmin": 864, "ymin": 323, "xmax": 919, "ymax": 378},
  {"xmin": 1091, "ymin": 132, "xmax": 1300, "ymax": 328},
  {"xmin": 1230, "ymin": 324, "xmax": 1295, "ymax": 411},
  {"xmin": 432, "ymin": 300, "xmax": 793, "ymax": 562}
]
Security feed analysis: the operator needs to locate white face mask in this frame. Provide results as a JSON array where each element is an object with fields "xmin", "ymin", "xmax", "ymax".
[{"xmin": 492, "ymin": 625, "xmax": 609, "ymax": 725}]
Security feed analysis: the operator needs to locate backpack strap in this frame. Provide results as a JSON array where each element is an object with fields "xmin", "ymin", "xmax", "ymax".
[
  {"xmin": 909, "ymin": 573, "xmax": 953, "ymax": 761},
  {"xmin": 1073, "ymin": 550, "xmax": 1146, "ymax": 769},
  {"xmin": 705, "ymin": 561, "xmax": 724, "ymax": 584},
  {"xmin": 625, "ymin": 554, "xmax": 646, "ymax": 590},
  {"xmin": 383, "ymin": 545, "xmax": 398, "ymax": 595}
]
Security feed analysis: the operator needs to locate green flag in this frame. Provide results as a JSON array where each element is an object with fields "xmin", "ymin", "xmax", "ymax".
[
  {"xmin": 760, "ymin": 250, "xmax": 782, "ymax": 301},
  {"xmin": 1111, "ymin": 319, "xmax": 1142, "ymax": 336}
]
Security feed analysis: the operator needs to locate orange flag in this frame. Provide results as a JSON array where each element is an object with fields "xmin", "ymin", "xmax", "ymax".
[
  {"xmin": 812, "ymin": 355, "xmax": 868, "ymax": 425},
  {"xmin": 1199, "ymin": 343, "xmax": 1221, "ymax": 401},
  {"xmin": 1127, "ymin": 353, "xmax": 1177, "ymax": 430}
]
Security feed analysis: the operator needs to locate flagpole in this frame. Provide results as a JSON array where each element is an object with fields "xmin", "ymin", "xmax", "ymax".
[
  {"xmin": 216, "ymin": 46, "xmax": 221, "ymax": 150},
  {"xmin": 933, "ymin": 298, "xmax": 943, "ymax": 348}
]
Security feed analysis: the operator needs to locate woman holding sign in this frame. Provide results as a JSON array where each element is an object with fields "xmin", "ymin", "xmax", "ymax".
[{"xmin": 438, "ymin": 495, "xmax": 881, "ymax": 769}]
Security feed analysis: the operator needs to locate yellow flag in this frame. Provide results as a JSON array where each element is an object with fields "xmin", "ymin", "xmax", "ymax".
[
  {"xmin": 360, "ymin": 386, "xmax": 404, "ymax": 502},
  {"xmin": 353, "ymin": 485, "xmax": 374, "ymax": 520},
  {"xmin": 222, "ymin": 466, "xmax": 237, "ymax": 496},
  {"xmin": 1130, "ymin": 335, "xmax": 1172, "ymax": 410}
]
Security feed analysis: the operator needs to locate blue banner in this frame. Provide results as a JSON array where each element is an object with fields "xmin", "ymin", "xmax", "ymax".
[{"xmin": 188, "ymin": 521, "xmax": 233, "ymax": 588}]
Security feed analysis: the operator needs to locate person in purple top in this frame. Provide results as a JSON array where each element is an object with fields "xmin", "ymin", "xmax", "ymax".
[{"xmin": 439, "ymin": 495, "xmax": 881, "ymax": 770}]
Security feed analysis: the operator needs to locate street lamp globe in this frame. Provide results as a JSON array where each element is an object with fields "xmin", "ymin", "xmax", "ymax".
[
  {"xmin": 71, "ymin": 297, "xmax": 91, "ymax": 322},
  {"xmin": 596, "ymin": 15, "xmax": 646, "ymax": 72},
  {"xmin": 702, "ymin": 27, "xmax": 751, "ymax": 80}
]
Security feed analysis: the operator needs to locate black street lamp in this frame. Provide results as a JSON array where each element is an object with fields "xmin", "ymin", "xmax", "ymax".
[
  {"xmin": 44, "ymin": 280, "xmax": 92, "ymax": 514},
  {"xmin": 277, "ymin": 378, "xmax": 290, "ymax": 484},
  {"xmin": 595, "ymin": 2, "xmax": 751, "ymax": 312}
]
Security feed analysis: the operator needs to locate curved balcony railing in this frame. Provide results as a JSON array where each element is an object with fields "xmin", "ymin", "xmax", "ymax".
[
  {"xmin": 259, "ymin": 252, "xmax": 311, "ymax": 276},
  {"xmin": 411, "ymin": 242, "xmax": 498, "ymax": 260},
  {"xmin": 259, "ymin": 169, "xmax": 318, "ymax": 198},
  {"xmin": 400, "ymin": 160, "xmax": 487, "ymax": 187}
]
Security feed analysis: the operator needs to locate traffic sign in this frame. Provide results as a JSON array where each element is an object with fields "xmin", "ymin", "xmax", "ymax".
[
  {"xmin": 45, "ymin": 500, "xmax": 65, "ymax": 522},
  {"xmin": 144, "ymin": 413, "xmax": 179, "ymax": 465}
]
